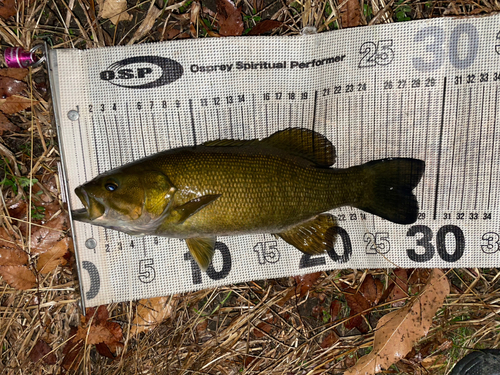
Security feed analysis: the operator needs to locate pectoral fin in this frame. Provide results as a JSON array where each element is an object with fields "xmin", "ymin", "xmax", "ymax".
[
  {"xmin": 174, "ymin": 194, "xmax": 222, "ymax": 223},
  {"xmin": 186, "ymin": 237, "xmax": 216, "ymax": 271},
  {"xmin": 275, "ymin": 214, "xmax": 338, "ymax": 255}
]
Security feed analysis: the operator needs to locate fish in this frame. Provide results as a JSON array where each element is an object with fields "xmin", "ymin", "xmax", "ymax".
[{"xmin": 73, "ymin": 127, "xmax": 425, "ymax": 271}]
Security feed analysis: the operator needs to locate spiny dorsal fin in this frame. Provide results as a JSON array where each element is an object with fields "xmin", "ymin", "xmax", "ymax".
[
  {"xmin": 275, "ymin": 213, "xmax": 338, "ymax": 255},
  {"xmin": 203, "ymin": 128, "xmax": 336, "ymax": 167},
  {"xmin": 186, "ymin": 237, "xmax": 216, "ymax": 271},
  {"xmin": 262, "ymin": 128, "xmax": 336, "ymax": 167}
]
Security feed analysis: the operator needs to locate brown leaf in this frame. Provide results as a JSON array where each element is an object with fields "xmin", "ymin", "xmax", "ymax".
[
  {"xmin": 36, "ymin": 237, "xmax": 70, "ymax": 274},
  {"xmin": 359, "ymin": 275, "xmax": 383, "ymax": 306},
  {"xmin": 0, "ymin": 76, "xmax": 27, "ymax": 98},
  {"xmin": 100, "ymin": 0, "xmax": 132, "ymax": 25},
  {"xmin": 128, "ymin": 3, "xmax": 162, "ymax": 44},
  {"xmin": 0, "ymin": 247, "xmax": 28, "ymax": 266},
  {"xmin": 0, "ymin": 0, "xmax": 16, "ymax": 19},
  {"xmin": 131, "ymin": 296, "xmax": 178, "ymax": 335},
  {"xmin": 320, "ymin": 330, "xmax": 339, "ymax": 348},
  {"xmin": 340, "ymin": 0, "xmax": 362, "ymax": 28},
  {"xmin": 29, "ymin": 339, "xmax": 57, "ymax": 364},
  {"xmin": 216, "ymin": 0, "xmax": 243, "ymax": 36},
  {"xmin": 387, "ymin": 269, "xmax": 409, "ymax": 306},
  {"xmin": 343, "ymin": 285, "xmax": 371, "ymax": 332},
  {"xmin": 294, "ymin": 272, "xmax": 321, "ymax": 298},
  {"xmin": 0, "ymin": 265, "xmax": 36, "ymax": 289},
  {"xmin": 247, "ymin": 19, "xmax": 282, "ymax": 36},
  {"xmin": 0, "ymin": 94, "xmax": 37, "ymax": 115},
  {"xmin": 62, "ymin": 327, "xmax": 83, "ymax": 371},
  {"xmin": 330, "ymin": 300, "xmax": 342, "ymax": 321},
  {"xmin": 345, "ymin": 269, "xmax": 450, "ymax": 375},
  {"xmin": 0, "ymin": 111, "xmax": 18, "ymax": 135},
  {"xmin": 76, "ymin": 306, "xmax": 123, "ymax": 355},
  {"xmin": 30, "ymin": 213, "xmax": 69, "ymax": 255},
  {"xmin": 0, "ymin": 68, "xmax": 28, "ymax": 80},
  {"xmin": 253, "ymin": 320, "xmax": 273, "ymax": 338}
]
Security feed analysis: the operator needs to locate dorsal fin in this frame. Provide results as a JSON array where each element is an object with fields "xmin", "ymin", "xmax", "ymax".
[
  {"xmin": 203, "ymin": 128, "xmax": 336, "ymax": 167},
  {"xmin": 262, "ymin": 128, "xmax": 336, "ymax": 167}
]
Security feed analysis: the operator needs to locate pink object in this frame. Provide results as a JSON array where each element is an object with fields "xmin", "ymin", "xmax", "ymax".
[{"xmin": 4, "ymin": 47, "xmax": 38, "ymax": 68}]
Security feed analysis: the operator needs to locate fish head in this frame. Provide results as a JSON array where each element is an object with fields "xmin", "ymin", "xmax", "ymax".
[{"xmin": 73, "ymin": 169, "xmax": 176, "ymax": 235}]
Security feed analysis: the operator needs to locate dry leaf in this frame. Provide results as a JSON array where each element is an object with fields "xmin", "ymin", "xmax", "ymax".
[
  {"xmin": 340, "ymin": 0, "xmax": 362, "ymax": 28},
  {"xmin": 345, "ymin": 269, "xmax": 450, "ymax": 375},
  {"xmin": 128, "ymin": 2, "xmax": 162, "ymax": 45},
  {"xmin": 343, "ymin": 284, "xmax": 371, "ymax": 332},
  {"xmin": 0, "ymin": 68, "xmax": 28, "ymax": 80},
  {"xmin": 330, "ymin": 300, "xmax": 342, "ymax": 321},
  {"xmin": 0, "ymin": 265, "xmax": 36, "ymax": 289},
  {"xmin": 0, "ymin": 76, "xmax": 27, "ymax": 98},
  {"xmin": 0, "ymin": 94, "xmax": 36, "ymax": 115},
  {"xmin": 36, "ymin": 237, "xmax": 70, "ymax": 274},
  {"xmin": 29, "ymin": 339, "xmax": 57, "ymax": 364},
  {"xmin": 131, "ymin": 296, "xmax": 177, "ymax": 335},
  {"xmin": 101, "ymin": 0, "xmax": 132, "ymax": 25},
  {"xmin": 0, "ymin": 111, "xmax": 18, "ymax": 134},
  {"xmin": 62, "ymin": 327, "xmax": 83, "ymax": 371},
  {"xmin": 76, "ymin": 306, "xmax": 123, "ymax": 354},
  {"xmin": 216, "ymin": 0, "xmax": 243, "ymax": 36},
  {"xmin": 387, "ymin": 269, "xmax": 409, "ymax": 306},
  {"xmin": 320, "ymin": 330, "xmax": 339, "ymax": 348},
  {"xmin": 0, "ymin": 0, "xmax": 16, "ymax": 19},
  {"xmin": 248, "ymin": 20, "xmax": 282, "ymax": 35},
  {"xmin": 359, "ymin": 275, "xmax": 383, "ymax": 306},
  {"xmin": 0, "ymin": 247, "xmax": 28, "ymax": 266},
  {"xmin": 294, "ymin": 272, "xmax": 321, "ymax": 298}
]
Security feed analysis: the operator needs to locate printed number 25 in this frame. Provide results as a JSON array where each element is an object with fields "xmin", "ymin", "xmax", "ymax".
[{"xmin": 359, "ymin": 40, "xmax": 395, "ymax": 68}]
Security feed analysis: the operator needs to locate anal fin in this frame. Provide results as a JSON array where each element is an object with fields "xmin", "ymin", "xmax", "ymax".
[
  {"xmin": 275, "ymin": 214, "xmax": 338, "ymax": 255},
  {"xmin": 186, "ymin": 237, "xmax": 216, "ymax": 271}
]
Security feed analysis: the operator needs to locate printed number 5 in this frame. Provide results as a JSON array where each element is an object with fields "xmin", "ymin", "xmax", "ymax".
[
  {"xmin": 359, "ymin": 40, "xmax": 395, "ymax": 68},
  {"xmin": 138, "ymin": 258, "xmax": 156, "ymax": 283}
]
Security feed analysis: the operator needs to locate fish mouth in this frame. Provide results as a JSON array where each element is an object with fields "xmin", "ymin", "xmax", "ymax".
[{"xmin": 73, "ymin": 186, "xmax": 105, "ymax": 222}]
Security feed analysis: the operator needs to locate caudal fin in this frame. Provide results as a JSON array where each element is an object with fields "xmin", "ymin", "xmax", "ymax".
[{"xmin": 354, "ymin": 158, "xmax": 425, "ymax": 225}]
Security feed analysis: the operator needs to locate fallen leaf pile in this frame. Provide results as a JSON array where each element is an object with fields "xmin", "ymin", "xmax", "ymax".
[
  {"xmin": 63, "ymin": 306, "xmax": 124, "ymax": 370},
  {"xmin": 0, "ymin": 68, "xmax": 36, "ymax": 135},
  {"xmin": 0, "ymin": 178, "xmax": 72, "ymax": 289}
]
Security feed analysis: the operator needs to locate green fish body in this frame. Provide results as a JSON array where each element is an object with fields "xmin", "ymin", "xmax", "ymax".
[{"xmin": 74, "ymin": 128, "xmax": 425, "ymax": 270}]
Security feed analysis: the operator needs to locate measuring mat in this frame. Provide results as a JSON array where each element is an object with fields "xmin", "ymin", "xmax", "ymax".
[{"xmin": 49, "ymin": 15, "xmax": 500, "ymax": 307}]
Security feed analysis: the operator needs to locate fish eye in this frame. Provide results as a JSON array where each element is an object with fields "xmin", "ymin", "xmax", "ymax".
[{"xmin": 105, "ymin": 182, "xmax": 118, "ymax": 192}]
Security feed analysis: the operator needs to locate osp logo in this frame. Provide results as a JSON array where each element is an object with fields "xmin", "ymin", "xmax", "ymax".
[{"xmin": 100, "ymin": 56, "xmax": 183, "ymax": 89}]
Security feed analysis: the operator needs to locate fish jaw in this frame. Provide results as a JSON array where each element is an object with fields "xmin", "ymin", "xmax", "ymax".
[{"xmin": 74, "ymin": 186, "xmax": 106, "ymax": 221}]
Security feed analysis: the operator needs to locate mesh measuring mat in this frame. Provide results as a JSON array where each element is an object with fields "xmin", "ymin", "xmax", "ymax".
[{"xmin": 49, "ymin": 14, "xmax": 500, "ymax": 307}]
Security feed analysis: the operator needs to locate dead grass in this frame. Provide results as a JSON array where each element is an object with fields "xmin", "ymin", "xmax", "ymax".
[{"xmin": 1, "ymin": 0, "xmax": 500, "ymax": 374}]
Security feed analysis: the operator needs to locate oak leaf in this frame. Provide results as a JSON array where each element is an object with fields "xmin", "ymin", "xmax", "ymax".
[
  {"xmin": 0, "ymin": 265, "xmax": 36, "ymax": 289},
  {"xmin": 131, "ymin": 296, "xmax": 178, "ymax": 335},
  {"xmin": 247, "ymin": 20, "xmax": 282, "ymax": 35},
  {"xmin": 294, "ymin": 271, "xmax": 322, "ymax": 298},
  {"xmin": 0, "ymin": 94, "xmax": 36, "ymax": 114},
  {"xmin": 76, "ymin": 306, "xmax": 123, "ymax": 355},
  {"xmin": 0, "ymin": 76, "xmax": 27, "ymax": 98},
  {"xmin": 345, "ymin": 269, "xmax": 449, "ymax": 375},
  {"xmin": 0, "ymin": 111, "xmax": 18, "ymax": 134},
  {"xmin": 216, "ymin": 0, "xmax": 243, "ymax": 36}
]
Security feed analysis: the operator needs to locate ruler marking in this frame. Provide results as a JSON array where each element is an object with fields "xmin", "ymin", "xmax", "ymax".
[
  {"xmin": 177, "ymin": 111, "xmax": 184, "ymax": 146},
  {"xmin": 240, "ymin": 107, "xmax": 245, "ymax": 138},
  {"xmin": 229, "ymin": 107, "xmax": 233, "ymax": 138},
  {"xmin": 372, "ymin": 72, "xmax": 377, "ymax": 161},
  {"xmin": 138, "ymin": 114, "xmax": 147, "ymax": 157},
  {"xmin": 151, "ymin": 113, "xmax": 159, "ymax": 154},
  {"xmin": 421, "ymin": 90, "xmax": 431, "ymax": 210},
  {"xmin": 265, "ymin": 103, "xmax": 269, "ymax": 136},
  {"xmin": 360, "ymin": 94, "xmax": 364, "ymax": 163},
  {"xmin": 460, "ymin": 87, "xmax": 473, "ymax": 211},
  {"xmin": 385, "ymin": 92, "xmax": 389, "ymax": 158},
  {"xmin": 433, "ymin": 78, "xmax": 447, "ymax": 220},
  {"xmin": 447, "ymin": 88, "xmax": 460, "ymax": 210},
  {"xmin": 475, "ymin": 86, "xmax": 486, "ymax": 210},
  {"xmin": 189, "ymin": 99, "xmax": 197, "ymax": 145},
  {"xmin": 335, "ymin": 96, "xmax": 339, "ymax": 166},
  {"xmin": 114, "ymin": 115, "xmax": 124, "ymax": 164},
  {"xmin": 277, "ymin": 103, "xmax": 280, "ymax": 130},
  {"xmin": 312, "ymin": 90, "xmax": 318, "ymax": 154},
  {"xmin": 348, "ymin": 96, "xmax": 351, "ymax": 166},
  {"xmin": 203, "ymin": 109, "xmax": 208, "ymax": 141},
  {"xmin": 76, "ymin": 118, "xmax": 88, "ymax": 180},
  {"xmin": 165, "ymin": 112, "xmax": 172, "ymax": 149},
  {"xmin": 411, "ymin": 90, "xmax": 417, "ymax": 159},
  {"xmin": 487, "ymin": 86, "xmax": 499, "ymax": 210},
  {"xmin": 398, "ymin": 92, "xmax": 403, "ymax": 156},
  {"xmin": 126, "ymin": 103, "xmax": 135, "ymax": 160}
]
